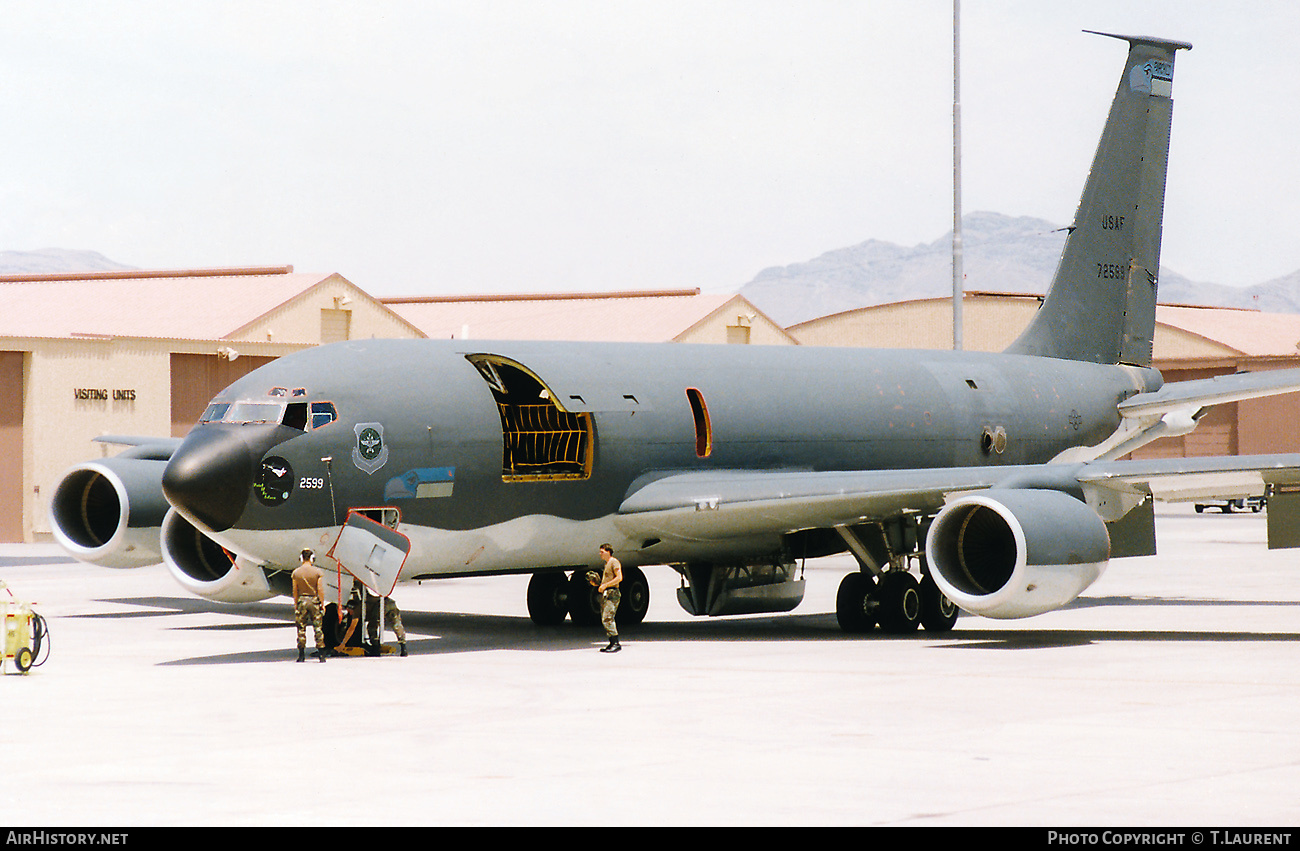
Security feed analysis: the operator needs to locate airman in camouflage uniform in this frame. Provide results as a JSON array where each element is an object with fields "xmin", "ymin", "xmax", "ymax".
[
  {"xmin": 595, "ymin": 544, "xmax": 622, "ymax": 652},
  {"xmin": 291, "ymin": 549, "xmax": 327, "ymax": 662}
]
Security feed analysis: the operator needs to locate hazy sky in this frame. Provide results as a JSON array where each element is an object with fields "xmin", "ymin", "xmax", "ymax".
[{"xmin": 3, "ymin": 1, "xmax": 1297, "ymax": 296}]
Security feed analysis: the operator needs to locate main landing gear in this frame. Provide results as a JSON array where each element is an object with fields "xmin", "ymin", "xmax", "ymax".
[
  {"xmin": 526, "ymin": 566, "xmax": 650, "ymax": 627},
  {"xmin": 832, "ymin": 517, "xmax": 958, "ymax": 635},
  {"xmin": 836, "ymin": 569, "xmax": 959, "ymax": 634}
]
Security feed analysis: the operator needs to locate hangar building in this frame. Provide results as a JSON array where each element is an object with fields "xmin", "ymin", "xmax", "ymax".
[{"xmin": 381, "ymin": 288, "xmax": 795, "ymax": 345}]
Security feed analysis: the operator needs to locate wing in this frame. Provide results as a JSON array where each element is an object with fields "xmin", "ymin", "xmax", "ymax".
[
  {"xmin": 616, "ymin": 467, "xmax": 1008, "ymax": 545},
  {"xmin": 615, "ymin": 454, "xmax": 1300, "ymax": 552}
]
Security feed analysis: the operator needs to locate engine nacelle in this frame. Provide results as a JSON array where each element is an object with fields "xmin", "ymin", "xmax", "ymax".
[
  {"xmin": 49, "ymin": 452, "xmax": 171, "ymax": 569},
  {"xmin": 161, "ymin": 509, "xmax": 276, "ymax": 603},
  {"xmin": 925, "ymin": 489, "xmax": 1110, "ymax": 619}
]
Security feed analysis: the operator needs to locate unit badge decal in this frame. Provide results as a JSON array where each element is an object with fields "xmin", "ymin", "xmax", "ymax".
[
  {"xmin": 254, "ymin": 456, "xmax": 294, "ymax": 506},
  {"xmin": 353, "ymin": 423, "xmax": 389, "ymax": 475}
]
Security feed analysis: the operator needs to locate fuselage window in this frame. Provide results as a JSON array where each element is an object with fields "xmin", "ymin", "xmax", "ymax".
[{"xmin": 686, "ymin": 387, "xmax": 712, "ymax": 458}]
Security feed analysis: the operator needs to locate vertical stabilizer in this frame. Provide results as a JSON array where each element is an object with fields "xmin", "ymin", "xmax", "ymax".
[{"xmin": 1006, "ymin": 32, "xmax": 1191, "ymax": 366}]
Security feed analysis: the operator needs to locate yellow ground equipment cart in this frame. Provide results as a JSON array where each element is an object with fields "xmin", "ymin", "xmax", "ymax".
[{"xmin": 2, "ymin": 580, "xmax": 47, "ymax": 674}]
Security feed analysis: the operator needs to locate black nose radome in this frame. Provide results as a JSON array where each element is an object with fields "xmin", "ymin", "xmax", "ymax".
[{"xmin": 162, "ymin": 426, "xmax": 258, "ymax": 533}]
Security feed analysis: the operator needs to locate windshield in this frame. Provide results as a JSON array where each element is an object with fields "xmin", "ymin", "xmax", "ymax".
[
  {"xmin": 200, "ymin": 399, "xmax": 337, "ymax": 430},
  {"xmin": 200, "ymin": 401, "xmax": 283, "ymax": 425}
]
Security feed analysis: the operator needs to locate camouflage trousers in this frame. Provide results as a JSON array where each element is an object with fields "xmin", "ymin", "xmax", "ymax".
[
  {"xmin": 601, "ymin": 588, "xmax": 621, "ymax": 638},
  {"xmin": 295, "ymin": 596, "xmax": 325, "ymax": 650},
  {"xmin": 365, "ymin": 595, "xmax": 407, "ymax": 643}
]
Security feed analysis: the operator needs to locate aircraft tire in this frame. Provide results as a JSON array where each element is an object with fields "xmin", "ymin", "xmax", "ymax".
[
  {"xmin": 614, "ymin": 565, "xmax": 650, "ymax": 627},
  {"xmin": 567, "ymin": 570, "xmax": 601, "ymax": 626},
  {"xmin": 919, "ymin": 576, "xmax": 959, "ymax": 632},
  {"xmin": 835, "ymin": 572, "xmax": 876, "ymax": 633},
  {"xmin": 875, "ymin": 571, "xmax": 921, "ymax": 634},
  {"xmin": 526, "ymin": 572, "xmax": 570, "ymax": 626}
]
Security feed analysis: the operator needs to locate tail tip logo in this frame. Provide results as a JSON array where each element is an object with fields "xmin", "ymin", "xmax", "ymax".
[{"xmin": 1130, "ymin": 60, "xmax": 1174, "ymax": 98}]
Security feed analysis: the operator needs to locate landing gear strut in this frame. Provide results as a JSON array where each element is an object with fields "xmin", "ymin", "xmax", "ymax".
[{"xmin": 833, "ymin": 518, "xmax": 958, "ymax": 636}]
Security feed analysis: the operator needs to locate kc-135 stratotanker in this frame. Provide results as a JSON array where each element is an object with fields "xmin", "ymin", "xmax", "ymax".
[{"xmin": 49, "ymin": 32, "xmax": 1300, "ymax": 634}]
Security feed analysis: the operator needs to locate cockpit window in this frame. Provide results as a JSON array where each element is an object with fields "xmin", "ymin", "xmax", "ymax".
[
  {"xmin": 200, "ymin": 402, "xmax": 231, "ymax": 423},
  {"xmin": 283, "ymin": 402, "xmax": 309, "ymax": 431},
  {"xmin": 310, "ymin": 401, "xmax": 338, "ymax": 429},
  {"xmin": 225, "ymin": 401, "xmax": 284, "ymax": 424},
  {"xmin": 199, "ymin": 398, "xmax": 339, "ymax": 431},
  {"xmin": 198, "ymin": 400, "xmax": 283, "ymax": 425}
]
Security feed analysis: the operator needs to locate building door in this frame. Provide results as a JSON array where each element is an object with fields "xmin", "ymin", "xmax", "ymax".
[{"xmin": 0, "ymin": 351, "xmax": 24, "ymax": 542}]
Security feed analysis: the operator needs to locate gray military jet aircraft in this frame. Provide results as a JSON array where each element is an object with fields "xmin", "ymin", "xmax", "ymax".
[{"xmin": 49, "ymin": 32, "xmax": 1300, "ymax": 635}]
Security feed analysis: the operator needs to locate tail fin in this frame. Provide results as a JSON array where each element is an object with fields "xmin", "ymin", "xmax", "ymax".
[{"xmin": 1005, "ymin": 32, "xmax": 1192, "ymax": 366}]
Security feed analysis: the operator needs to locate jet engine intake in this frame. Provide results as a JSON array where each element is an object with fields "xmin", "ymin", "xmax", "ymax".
[
  {"xmin": 161, "ymin": 509, "xmax": 275, "ymax": 603},
  {"xmin": 49, "ymin": 453, "xmax": 171, "ymax": 569},
  {"xmin": 925, "ymin": 489, "xmax": 1110, "ymax": 619}
]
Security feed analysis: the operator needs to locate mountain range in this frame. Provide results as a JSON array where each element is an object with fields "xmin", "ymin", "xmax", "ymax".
[
  {"xmin": 739, "ymin": 211, "xmax": 1300, "ymax": 327},
  {"xmin": 0, "ymin": 248, "xmax": 136, "ymax": 277}
]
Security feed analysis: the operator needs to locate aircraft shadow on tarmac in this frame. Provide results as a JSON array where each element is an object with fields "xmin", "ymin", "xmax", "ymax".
[{"xmin": 69, "ymin": 593, "xmax": 1300, "ymax": 665}]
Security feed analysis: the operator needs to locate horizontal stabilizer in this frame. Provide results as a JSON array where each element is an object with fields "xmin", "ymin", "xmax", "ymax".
[
  {"xmin": 1052, "ymin": 368, "xmax": 1300, "ymax": 463},
  {"xmin": 1118, "ymin": 368, "xmax": 1300, "ymax": 417}
]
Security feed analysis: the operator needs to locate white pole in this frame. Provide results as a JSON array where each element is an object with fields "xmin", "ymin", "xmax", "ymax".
[{"xmin": 952, "ymin": 0, "xmax": 964, "ymax": 351}]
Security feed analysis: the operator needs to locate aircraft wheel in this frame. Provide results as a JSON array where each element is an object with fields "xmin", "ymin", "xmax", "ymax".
[
  {"xmin": 567, "ymin": 570, "xmax": 601, "ymax": 626},
  {"xmin": 875, "ymin": 571, "xmax": 921, "ymax": 634},
  {"xmin": 615, "ymin": 565, "xmax": 650, "ymax": 626},
  {"xmin": 919, "ymin": 576, "xmax": 959, "ymax": 632},
  {"xmin": 526, "ymin": 572, "xmax": 570, "ymax": 626},
  {"xmin": 835, "ymin": 572, "xmax": 876, "ymax": 633}
]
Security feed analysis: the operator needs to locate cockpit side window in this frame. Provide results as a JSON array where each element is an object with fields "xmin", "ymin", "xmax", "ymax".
[
  {"xmin": 283, "ymin": 402, "xmax": 309, "ymax": 431},
  {"xmin": 310, "ymin": 401, "xmax": 338, "ymax": 429}
]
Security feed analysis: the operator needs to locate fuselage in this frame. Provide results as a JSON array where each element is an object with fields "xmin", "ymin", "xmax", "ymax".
[{"xmin": 158, "ymin": 338, "xmax": 1161, "ymax": 579}]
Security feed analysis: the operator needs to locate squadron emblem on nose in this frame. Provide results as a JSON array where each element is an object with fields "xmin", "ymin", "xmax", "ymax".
[
  {"xmin": 353, "ymin": 423, "xmax": 389, "ymax": 475},
  {"xmin": 254, "ymin": 456, "xmax": 294, "ymax": 506}
]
